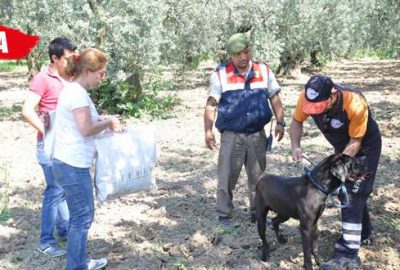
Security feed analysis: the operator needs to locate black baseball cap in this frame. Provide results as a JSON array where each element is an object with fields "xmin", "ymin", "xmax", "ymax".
[{"xmin": 302, "ymin": 75, "xmax": 334, "ymax": 114}]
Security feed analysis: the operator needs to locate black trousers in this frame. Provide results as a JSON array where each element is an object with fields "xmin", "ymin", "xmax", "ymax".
[{"xmin": 334, "ymin": 144, "xmax": 381, "ymax": 256}]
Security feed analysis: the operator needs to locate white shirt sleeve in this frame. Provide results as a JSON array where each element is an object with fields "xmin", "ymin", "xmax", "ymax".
[
  {"xmin": 267, "ymin": 69, "xmax": 281, "ymax": 98},
  {"xmin": 69, "ymin": 87, "xmax": 90, "ymax": 110},
  {"xmin": 208, "ymin": 71, "xmax": 222, "ymax": 103}
]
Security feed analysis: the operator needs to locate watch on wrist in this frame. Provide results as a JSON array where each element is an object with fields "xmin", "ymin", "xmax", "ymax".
[{"xmin": 277, "ymin": 120, "xmax": 286, "ymax": 128}]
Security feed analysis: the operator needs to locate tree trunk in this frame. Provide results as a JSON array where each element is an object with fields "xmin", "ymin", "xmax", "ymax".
[
  {"xmin": 126, "ymin": 72, "xmax": 142, "ymax": 102},
  {"xmin": 87, "ymin": 0, "xmax": 107, "ymax": 48},
  {"xmin": 310, "ymin": 50, "xmax": 321, "ymax": 66},
  {"xmin": 277, "ymin": 51, "xmax": 303, "ymax": 76},
  {"xmin": 26, "ymin": 53, "xmax": 39, "ymax": 80},
  {"xmin": 25, "ymin": 26, "xmax": 40, "ymax": 79}
]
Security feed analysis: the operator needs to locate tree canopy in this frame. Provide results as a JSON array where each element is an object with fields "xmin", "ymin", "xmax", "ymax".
[{"xmin": 1, "ymin": 0, "xmax": 399, "ymax": 78}]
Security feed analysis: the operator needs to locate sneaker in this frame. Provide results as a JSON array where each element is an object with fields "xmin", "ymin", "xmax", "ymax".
[
  {"xmin": 87, "ymin": 258, "xmax": 108, "ymax": 270},
  {"xmin": 218, "ymin": 216, "xmax": 231, "ymax": 226},
  {"xmin": 321, "ymin": 255, "xmax": 362, "ymax": 270},
  {"xmin": 36, "ymin": 245, "xmax": 66, "ymax": 257}
]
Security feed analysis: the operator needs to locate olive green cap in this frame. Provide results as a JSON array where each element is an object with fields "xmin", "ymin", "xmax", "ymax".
[{"xmin": 226, "ymin": 33, "xmax": 250, "ymax": 56}]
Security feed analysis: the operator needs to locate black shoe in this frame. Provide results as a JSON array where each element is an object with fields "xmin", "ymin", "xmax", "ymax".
[
  {"xmin": 321, "ymin": 255, "xmax": 362, "ymax": 270},
  {"xmin": 361, "ymin": 231, "xmax": 374, "ymax": 246},
  {"xmin": 218, "ymin": 216, "xmax": 231, "ymax": 226}
]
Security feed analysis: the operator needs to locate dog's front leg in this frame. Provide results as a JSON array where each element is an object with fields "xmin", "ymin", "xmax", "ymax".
[
  {"xmin": 300, "ymin": 220, "xmax": 314, "ymax": 270},
  {"xmin": 256, "ymin": 202, "xmax": 270, "ymax": 261},
  {"xmin": 311, "ymin": 222, "xmax": 320, "ymax": 266},
  {"xmin": 257, "ymin": 213, "xmax": 270, "ymax": 261}
]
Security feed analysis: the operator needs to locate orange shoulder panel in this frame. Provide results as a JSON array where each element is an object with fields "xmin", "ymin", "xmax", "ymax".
[
  {"xmin": 342, "ymin": 91, "xmax": 369, "ymax": 139},
  {"xmin": 293, "ymin": 91, "xmax": 309, "ymax": 122}
]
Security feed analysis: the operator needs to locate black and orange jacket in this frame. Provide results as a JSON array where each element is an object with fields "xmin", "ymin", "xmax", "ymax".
[{"xmin": 293, "ymin": 85, "xmax": 381, "ymax": 154}]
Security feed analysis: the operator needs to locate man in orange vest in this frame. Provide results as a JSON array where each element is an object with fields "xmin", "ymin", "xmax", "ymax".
[
  {"xmin": 289, "ymin": 75, "xmax": 381, "ymax": 269},
  {"xmin": 204, "ymin": 33, "xmax": 285, "ymax": 226}
]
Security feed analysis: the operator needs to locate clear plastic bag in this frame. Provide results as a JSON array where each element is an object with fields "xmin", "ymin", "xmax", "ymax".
[{"xmin": 94, "ymin": 126, "xmax": 157, "ymax": 204}]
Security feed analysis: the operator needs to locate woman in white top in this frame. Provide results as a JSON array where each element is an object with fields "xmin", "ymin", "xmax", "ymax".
[{"xmin": 52, "ymin": 48, "xmax": 123, "ymax": 270}]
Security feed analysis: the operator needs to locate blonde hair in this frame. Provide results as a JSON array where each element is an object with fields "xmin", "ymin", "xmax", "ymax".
[{"xmin": 65, "ymin": 48, "xmax": 108, "ymax": 77}]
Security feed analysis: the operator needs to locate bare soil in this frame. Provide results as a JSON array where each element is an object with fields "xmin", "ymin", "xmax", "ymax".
[{"xmin": 0, "ymin": 58, "xmax": 399, "ymax": 270}]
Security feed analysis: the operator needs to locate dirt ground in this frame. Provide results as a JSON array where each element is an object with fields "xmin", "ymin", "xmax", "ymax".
[{"xmin": 0, "ymin": 58, "xmax": 399, "ymax": 270}]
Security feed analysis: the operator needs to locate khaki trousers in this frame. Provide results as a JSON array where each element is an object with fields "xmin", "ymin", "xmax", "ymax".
[{"xmin": 216, "ymin": 130, "xmax": 267, "ymax": 217}]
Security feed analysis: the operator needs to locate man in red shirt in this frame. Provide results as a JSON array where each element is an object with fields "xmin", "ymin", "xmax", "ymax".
[{"xmin": 22, "ymin": 37, "xmax": 76, "ymax": 257}]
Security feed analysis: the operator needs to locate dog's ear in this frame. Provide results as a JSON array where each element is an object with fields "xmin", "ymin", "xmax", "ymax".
[{"xmin": 330, "ymin": 154, "xmax": 353, "ymax": 182}]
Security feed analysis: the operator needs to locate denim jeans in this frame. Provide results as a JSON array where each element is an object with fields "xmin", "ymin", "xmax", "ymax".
[
  {"xmin": 37, "ymin": 141, "xmax": 69, "ymax": 248},
  {"xmin": 52, "ymin": 159, "xmax": 94, "ymax": 270}
]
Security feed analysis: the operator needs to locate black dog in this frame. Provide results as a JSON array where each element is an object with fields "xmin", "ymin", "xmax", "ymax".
[{"xmin": 255, "ymin": 153, "xmax": 370, "ymax": 270}]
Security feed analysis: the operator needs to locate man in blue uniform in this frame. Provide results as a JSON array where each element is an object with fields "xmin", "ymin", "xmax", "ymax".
[{"xmin": 204, "ymin": 33, "xmax": 285, "ymax": 225}]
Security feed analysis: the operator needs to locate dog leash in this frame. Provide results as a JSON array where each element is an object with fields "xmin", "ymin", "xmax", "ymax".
[
  {"xmin": 301, "ymin": 155, "xmax": 316, "ymax": 166},
  {"xmin": 303, "ymin": 166, "xmax": 329, "ymax": 195},
  {"xmin": 301, "ymin": 155, "xmax": 349, "ymax": 209},
  {"xmin": 329, "ymin": 185, "xmax": 349, "ymax": 209}
]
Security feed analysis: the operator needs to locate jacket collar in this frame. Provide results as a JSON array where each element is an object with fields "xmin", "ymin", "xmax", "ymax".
[{"xmin": 230, "ymin": 60, "xmax": 255, "ymax": 81}]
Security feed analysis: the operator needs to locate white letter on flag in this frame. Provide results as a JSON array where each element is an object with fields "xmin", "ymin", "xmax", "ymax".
[{"xmin": 0, "ymin": 32, "xmax": 9, "ymax": 53}]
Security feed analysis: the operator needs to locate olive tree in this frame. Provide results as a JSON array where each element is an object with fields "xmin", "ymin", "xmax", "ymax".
[{"xmin": 1, "ymin": 0, "xmax": 398, "ymax": 80}]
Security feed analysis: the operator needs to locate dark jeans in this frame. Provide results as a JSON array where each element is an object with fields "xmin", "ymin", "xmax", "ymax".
[{"xmin": 334, "ymin": 145, "xmax": 381, "ymax": 256}]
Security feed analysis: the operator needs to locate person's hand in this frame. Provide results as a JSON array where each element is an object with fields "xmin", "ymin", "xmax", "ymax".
[
  {"xmin": 275, "ymin": 125, "xmax": 284, "ymax": 142},
  {"xmin": 292, "ymin": 148, "xmax": 302, "ymax": 162},
  {"xmin": 110, "ymin": 117, "xmax": 124, "ymax": 132},
  {"xmin": 205, "ymin": 130, "xmax": 216, "ymax": 150},
  {"xmin": 99, "ymin": 114, "xmax": 122, "ymax": 121},
  {"xmin": 98, "ymin": 115, "xmax": 110, "ymax": 121}
]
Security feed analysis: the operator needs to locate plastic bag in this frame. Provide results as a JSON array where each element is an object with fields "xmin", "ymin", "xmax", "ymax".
[{"xmin": 94, "ymin": 126, "xmax": 157, "ymax": 204}]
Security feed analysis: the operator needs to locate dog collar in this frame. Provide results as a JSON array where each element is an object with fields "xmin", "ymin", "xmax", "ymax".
[
  {"xmin": 304, "ymin": 167, "xmax": 349, "ymax": 208},
  {"xmin": 304, "ymin": 167, "xmax": 329, "ymax": 195}
]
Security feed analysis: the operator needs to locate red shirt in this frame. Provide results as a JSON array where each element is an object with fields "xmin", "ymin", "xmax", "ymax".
[
  {"xmin": 28, "ymin": 65, "xmax": 66, "ymax": 114},
  {"xmin": 28, "ymin": 65, "xmax": 67, "ymax": 139}
]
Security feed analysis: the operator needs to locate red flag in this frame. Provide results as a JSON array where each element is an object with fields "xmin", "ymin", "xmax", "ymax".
[{"xmin": 0, "ymin": 25, "xmax": 40, "ymax": 60}]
